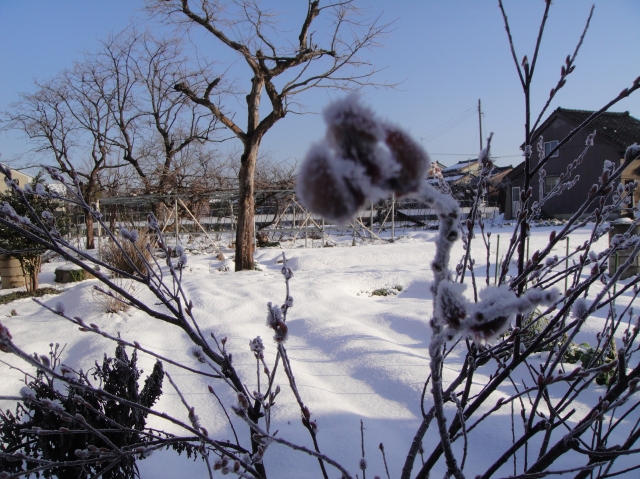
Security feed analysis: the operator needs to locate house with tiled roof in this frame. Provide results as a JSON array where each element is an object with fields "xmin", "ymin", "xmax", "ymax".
[{"xmin": 504, "ymin": 107, "xmax": 640, "ymax": 220}]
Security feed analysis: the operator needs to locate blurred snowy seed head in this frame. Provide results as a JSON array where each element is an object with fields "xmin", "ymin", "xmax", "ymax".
[
  {"xmin": 297, "ymin": 95, "xmax": 430, "ymax": 223},
  {"xmin": 54, "ymin": 302, "xmax": 65, "ymax": 315},
  {"xmin": 176, "ymin": 245, "xmax": 184, "ymax": 256}
]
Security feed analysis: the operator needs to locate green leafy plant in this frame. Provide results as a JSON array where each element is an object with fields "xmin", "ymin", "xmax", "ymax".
[{"xmin": 564, "ymin": 340, "xmax": 618, "ymax": 385}]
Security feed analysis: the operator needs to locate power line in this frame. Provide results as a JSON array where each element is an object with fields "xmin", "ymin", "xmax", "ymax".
[{"xmin": 421, "ymin": 106, "xmax": 476, "ymax": 143}]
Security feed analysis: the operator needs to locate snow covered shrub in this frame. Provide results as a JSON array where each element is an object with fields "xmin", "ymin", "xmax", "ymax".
[{"xmin": 0, "ymin": 344, "xmax": 164, "ymax": 479}]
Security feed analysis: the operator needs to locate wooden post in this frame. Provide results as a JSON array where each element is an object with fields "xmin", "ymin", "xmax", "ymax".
[
  {"xmin": 96, "ymin": 199, "xmax": 101, "ymax": 260},
  {"xmin": 175, "ymin": 196, "xmax": 179, "ymax": 247},
  {"xmin": 371, "ymin": 201, "xmax": 374, "ymax": 231},
  {"xmin": 391, "ymin": 194, "xmax": 395, "ymax": 242}
]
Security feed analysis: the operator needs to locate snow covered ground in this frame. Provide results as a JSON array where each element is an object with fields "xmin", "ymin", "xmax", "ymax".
[{"xmin": 1, "ymin": 223, "xmax": 637, "ymax": 478}]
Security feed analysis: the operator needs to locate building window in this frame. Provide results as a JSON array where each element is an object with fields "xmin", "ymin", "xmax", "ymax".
[
  {"xmin": 544, "ymin": 176, "xmax": 559, "ymax": 196},
  {"xmin": 544, "ymin": 140, "xmax": 559, "ymax": 158}
]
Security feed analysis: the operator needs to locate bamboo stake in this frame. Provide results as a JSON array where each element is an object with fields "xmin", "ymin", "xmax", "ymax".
[
  {"xmin": 495, "ymin": 234, "xmax": 500, "ymax": 285},
  {"xmin": 178, "ymin": 198, "xmax": 221, "ymax": 254}
]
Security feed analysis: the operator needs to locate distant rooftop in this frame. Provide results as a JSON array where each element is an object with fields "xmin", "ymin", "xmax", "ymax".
[
  {"xmin": 441, "ymin": 159, "xmax": 478, "ymax": 173},
  {"xmin": 555, "ymin": 108, "xmax": 640, "ymax": 148}
]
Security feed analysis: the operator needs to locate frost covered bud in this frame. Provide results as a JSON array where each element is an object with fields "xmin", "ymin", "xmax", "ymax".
[
  {"xmin": 572, "ymin": 298, "xmax": 589, "ymax": 319},
  {"xmin": 625, "ymin": 143, "xmax": 640, "ymax": 161},
  {"xmin": 39, "ymin": 354, "xmax": 51, "ymax": 368},
  {"xmin": 266, "ymin": 302, "xmax": 284, "ymax": 330},
  {"xmin": 435, "ymin": 281, "xmax": 468, "ymax": 329},
  {"xmin": 147, "ymin": 213, "xmax": 159, "ymax": 229},
  {"xmin": 281, "ymin": 266, "xmax": 294, "ymax": 280},
  {"xmin": 189, "ymin": 346, "xmax": 207, "ymax": 363},
  {"xmin": 237, "ymin": 393, "xmax": 251, "ymax": 410},
  {"xmin": 54, "ymin": 302, "xmax": 65, "ymax": 315},
  {"xmin": 467, "ymin": 313, "xmax": 510, "ymax": 342},
  {"xmin": 359, "ymin": 458, "xmax": 367, "ymax": 471},
  {"xmin": 464, "ymin": 286, "xmax": 559, "ymax": 343},
  {"xmin": 249, "ymin": 336, "xmax": 265, "ymax": 356},
  {"xmin": 284, "ymin": 295, "xmax": 294, "ymax": 308},
  {"xmin": 274, "ymin": 320, "xmax": 288, "ymax": 343},
  {"xmin": 19, "ymin": 386, "xmax": 36, "ymax": 399}
]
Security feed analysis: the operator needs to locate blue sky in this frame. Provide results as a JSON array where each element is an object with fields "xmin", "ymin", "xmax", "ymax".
[{"xmin": 1, "ymin": 0, "xmax": 639, "ymax": 171}]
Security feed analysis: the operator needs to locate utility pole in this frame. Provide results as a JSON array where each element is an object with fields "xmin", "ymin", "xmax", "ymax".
[{"xmin": 478, "ymin": 99, "xmax": 483, "ymax": 151}]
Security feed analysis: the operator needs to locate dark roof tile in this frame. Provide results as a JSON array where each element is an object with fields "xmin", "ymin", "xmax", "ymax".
[{"xmin": 557, "ymin": 108, "xmax": 640, "ymax": 148}]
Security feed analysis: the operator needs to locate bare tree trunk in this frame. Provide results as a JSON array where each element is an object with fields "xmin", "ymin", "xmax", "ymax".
[
  {"xmin": 19, "ymin": 255, "xmax": 41, "ymax": 293},
  {"xmin": 86, "ymin": 214, "xmax": 95, "ymax": 250},
  {"xmin": 235, "ymin": 143, "xmax": 258, "ymax": 271}
]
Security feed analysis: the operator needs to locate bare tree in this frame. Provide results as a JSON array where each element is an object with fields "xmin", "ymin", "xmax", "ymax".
[
  {"xmin": 3, "ymin": 30, "xmax": 226, "ymax": 246},
  {"xmin": 146, "ymin": 0, "xmax": 392, "ymax": 271},
  {"xmin": 96, "ymin": 30, "xmax": 224, "ymax": 198},
  {"xmin": 3, "ymin": 67, "xmax": 126, "ymax": 249}
]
